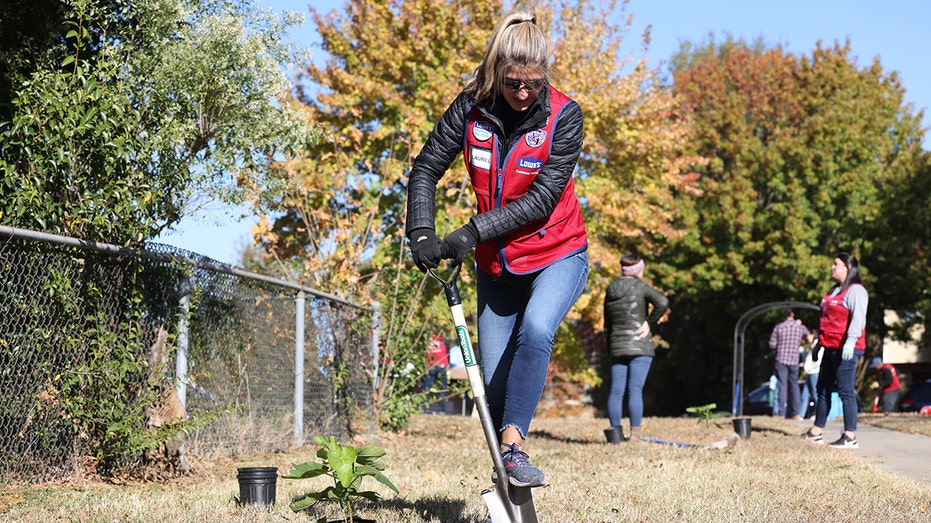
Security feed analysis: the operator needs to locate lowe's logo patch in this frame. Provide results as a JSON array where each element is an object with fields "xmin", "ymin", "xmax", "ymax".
[
  {"xmin": 518, "ymin": 157, "xmax": 543, "ymax": 170},
  {"xmin": 472, "ymin": 121, "xmax": 494, "ymax": 142}
]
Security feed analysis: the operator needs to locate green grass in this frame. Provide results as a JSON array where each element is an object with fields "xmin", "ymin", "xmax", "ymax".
[{"xmin": 3, "ymin": 414, "xmax": 930, "ymax": 522}]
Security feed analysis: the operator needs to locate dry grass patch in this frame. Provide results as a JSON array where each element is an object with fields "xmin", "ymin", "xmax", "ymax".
[
  {"xmin": 3, "ymin": 414, "xmax": 930, "ymax": 522},
  {"xmin": 860, "ymin": 412, "xmax": 931, "ymax": 437}
]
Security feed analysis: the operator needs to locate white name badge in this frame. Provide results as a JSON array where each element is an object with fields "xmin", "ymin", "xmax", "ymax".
[{"xmin": 470, "ymin": 147, "xmax": 491, "ymax": 170}]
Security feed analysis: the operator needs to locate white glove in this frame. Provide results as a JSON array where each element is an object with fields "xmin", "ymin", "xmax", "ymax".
[{"xmin": 841, "ymin": 339, "xmax": 855, "ymax": 361}]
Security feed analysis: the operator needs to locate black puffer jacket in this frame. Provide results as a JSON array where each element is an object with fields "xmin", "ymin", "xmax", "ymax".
[
  {"xmin": 406, "ymin": 87, "xmax": 584, "ymax": 243},
  {"xmin": 604, "ymin": 278, "xmax": 669, "ymax": 358}
]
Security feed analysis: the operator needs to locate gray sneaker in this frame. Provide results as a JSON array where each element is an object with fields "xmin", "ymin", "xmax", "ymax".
[
  {"xmin": 494, "ymin": 443, "xmax": 545, "ymax": 487},
  {"xmin": 829, "ymin": 433, "xmax": 859, "ymax": 449}
]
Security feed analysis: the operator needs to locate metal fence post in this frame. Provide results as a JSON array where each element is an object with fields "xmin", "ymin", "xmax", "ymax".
[
  {"xmin": 371, "ymin": 302, "xmax": 381, "ymax": 389},
  {"xmin": 176, "ymin": 277, "xmax": 192, "ymax": 408},
  {"xmin": 294, "ymin": 291, "xmax": 306, "ymax": 447},
  {"xmin": 175, "ymin": 277, "xmax": 192, "ymax": 468}
]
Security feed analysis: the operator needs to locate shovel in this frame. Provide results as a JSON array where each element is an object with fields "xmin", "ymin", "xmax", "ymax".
[{"xmin": 429, "ymin": 265, "xmax": 539, "ymax": 523}]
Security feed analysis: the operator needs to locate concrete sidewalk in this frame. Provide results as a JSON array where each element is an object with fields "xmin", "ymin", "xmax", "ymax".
[{"xmin": 820, "ymin": 417, "xmax": 931, "ymax": 486}]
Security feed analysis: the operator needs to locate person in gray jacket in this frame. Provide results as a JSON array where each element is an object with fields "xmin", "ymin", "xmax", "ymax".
[{"xmin": 603, "ymin": 254, "xmax": 669, "ymax": 441}]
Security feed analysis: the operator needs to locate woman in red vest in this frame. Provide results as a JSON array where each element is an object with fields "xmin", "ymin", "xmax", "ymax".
[
  {"xmin": 802, "ymin": 252, "xmax": 868, "ymax": 448},
  {"xmin": 406, "ymin": 9, "xmax": 588, "ymax": 487}
]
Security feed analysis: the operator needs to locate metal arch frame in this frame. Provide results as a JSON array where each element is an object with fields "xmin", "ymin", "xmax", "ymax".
[{"xmin": 732, "ymin": 301, "xmax": 820, "ymax": 417}]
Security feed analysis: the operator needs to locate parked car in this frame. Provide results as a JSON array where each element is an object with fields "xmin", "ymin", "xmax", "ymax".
[
  {"xmin": 899, "ymin": 379, "xmax": 931, "ymax": 413},
  {"xmin": 742, "ymin": 383, "xmax": 772, "ymax": 416}
]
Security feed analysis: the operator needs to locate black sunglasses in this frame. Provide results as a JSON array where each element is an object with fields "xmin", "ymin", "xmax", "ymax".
[{"xmin": 503, "ymin": 78, "xmax": 545, "ymax": 91}]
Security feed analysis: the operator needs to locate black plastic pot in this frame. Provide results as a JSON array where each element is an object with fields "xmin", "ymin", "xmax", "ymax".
[
  {"xmin": 732, "ymin": 418, "xmax": 752, "ymax": 439},
  {"xmin": 604, "ymin": 426, "xmax": 626, "ymax": 444},
  {"xmin": 237, "ymin": 467, "xmax": 278, "ymax": 505}
]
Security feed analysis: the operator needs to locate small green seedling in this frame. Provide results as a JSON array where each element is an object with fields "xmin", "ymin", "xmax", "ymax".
[
  {"xmin": 284, "ymin": 435, "xmax": 399, "ymax": 523},
  {"xmin": 685, "ymin": 403, "xmax": 728, "ymax": 425}
]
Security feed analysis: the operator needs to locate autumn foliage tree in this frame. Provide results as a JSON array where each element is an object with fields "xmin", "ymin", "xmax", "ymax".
[
  {"xmin": 648, "ymin": 38, "xmax": 929, "ymax": 414},
  {"xmin": 547, "ymin": 1, "xmax": 702, "ymax": 385}
]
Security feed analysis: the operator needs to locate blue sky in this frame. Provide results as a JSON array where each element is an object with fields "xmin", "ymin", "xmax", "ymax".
[{"xmin": 156, "ymin": 0, "xmax": 931, "ymax": 265}]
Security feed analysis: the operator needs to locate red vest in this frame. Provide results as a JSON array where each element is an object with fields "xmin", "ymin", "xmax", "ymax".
[
  {"xmin": 819, "ymin": 284, "xmax": 866, "ymax": 349},
  {"xmin": 881, "ymin": 364, "xmax": 901, "ymax": 393},
  {"xmin": 464, "ymin": 88, "xmax": 587, "ymax": 276}
]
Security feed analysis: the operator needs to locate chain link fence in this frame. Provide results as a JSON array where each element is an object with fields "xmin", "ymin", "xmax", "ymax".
[{"xmin": 0, "ymin": 226, "xmax": 375, "ymax": 483}]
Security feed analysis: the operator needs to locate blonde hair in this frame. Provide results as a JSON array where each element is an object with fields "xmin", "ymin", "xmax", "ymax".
[{"xmin": 464, "ymin": 9, "xmax": 551, "ymax": 104}]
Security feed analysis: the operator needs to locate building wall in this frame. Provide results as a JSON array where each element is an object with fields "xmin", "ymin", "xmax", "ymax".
[{"xmin": 883, "ymin": 310, "xmax": 931, "ymax": 382}]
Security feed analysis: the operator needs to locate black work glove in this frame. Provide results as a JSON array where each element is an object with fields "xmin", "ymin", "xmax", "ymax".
[
  {"xmin": 442, "ymin": 223, "xmax": 479, "ymax": 266},
  {"xmin": 408, "ymin": 228, "xmax": 443, "ymax": 272}
]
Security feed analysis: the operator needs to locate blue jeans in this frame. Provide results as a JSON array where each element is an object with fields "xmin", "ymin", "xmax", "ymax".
[
  {"xmin": 800, "ymin": 372, "xmax": 818, "ymax": 417},
  {"xmin": 770, "ymin": 375, "xmax": 781, "ymax": 416},
  {"xmin": 881, "ymin": 389, "xmax": 899, "ymax": 414},
  {"xmin": 814, "ymin": 349, "xmax": 863, "ymax": 433},
  {"xmin": 774, "ymin": 361, "xmax": 801, "ymax": 418},
  {"xmin": 607, "ymin": 355, "xmax": 653, "ymax": 428},
  {"xmin": 477, "ymin": 251, "xmax": 589, "ymax": 439}
]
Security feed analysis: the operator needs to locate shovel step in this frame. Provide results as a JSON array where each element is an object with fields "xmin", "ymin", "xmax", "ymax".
[{"xmin": 481, "ymin": 485, "xmax": 538, "ymax": 523}]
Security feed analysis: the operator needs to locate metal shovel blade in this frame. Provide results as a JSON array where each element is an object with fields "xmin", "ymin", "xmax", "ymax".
[{"xmin": 481, "ymin": 484, "xmax": 538, "ymax": 523}]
